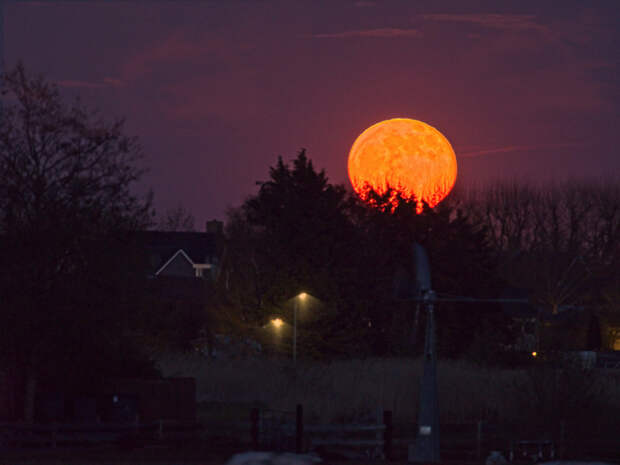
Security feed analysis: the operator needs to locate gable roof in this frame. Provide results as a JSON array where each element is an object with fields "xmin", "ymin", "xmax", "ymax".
[
  {"xmin": 136, "ymin": 230, "xmax": 221, "ymax": 276},
  {"xmin": 155, "ymin": 249, "xmax": 197, "ymax": 276}
]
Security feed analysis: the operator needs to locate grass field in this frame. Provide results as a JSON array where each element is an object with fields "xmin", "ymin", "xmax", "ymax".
[
  {"xmin": 153, "ymin": 355, "xmax": 618, "ymax": 463},
  {"xmin": 155, "ymin": 354, "xmax": 561, "ymax": 425},
  {"xmin": 5, "ymin": 355, "xmax": 614, "ymax": 465}
]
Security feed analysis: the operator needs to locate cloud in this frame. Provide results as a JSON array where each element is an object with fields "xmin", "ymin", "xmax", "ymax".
[
  {"xmin": 57, "ymin": 80, "xmax": 103, "ymax": 89},
  {"xmin": 460, "ymin": 142, "xmax": 579, "ymax": 158},
  {"xmin": 57, "ymin": 77, "xmax": 125, "ymax": 89},
  {"xmin": 102, "ymin": 77, "xmax": 124, "ymax": 87},
  {"xmin": 309, "ymin": 28, "xmax": 422, "ymax": 39},
  {"xmin": 423, "ymin": 14, "xmax": 548, "ymax": 33},
  {"xmin": 20, "ymin": 0, "xmax": 123, "ymax": 5},
  {"xmin": 122, "ymin": 33, "xmax": 233, "ymax": 80}
]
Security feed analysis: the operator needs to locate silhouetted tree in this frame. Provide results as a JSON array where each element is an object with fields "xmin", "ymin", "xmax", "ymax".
[
  {"xmin": 461, "ymin": 180, "xmax": 620, "ymax": 352},
  {"xmin": 223, "ymin": 150, "xmax": 369, "ymax": 356},
  {"xmin": 223, "ymin": 151, "xmax": 504, "ymax": 358},
  {"xmin": 462, "ymin": 181, "xmax": 620, "ymax": 310},
  {"xmin": 0, "ymin": 63, "xmax": 154, "ymax": 421},
  {"xmin": 157, "ymin": 204, "xmax": 196, "ymax": 231},
  {"xmin": 346, "ymin": 188, "xmax": 504, "ymax": 357}
]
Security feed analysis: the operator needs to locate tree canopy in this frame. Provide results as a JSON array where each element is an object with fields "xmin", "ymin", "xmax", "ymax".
[
  {"xmin": 222, "ymin": 150, "xmax": 358, "ymax": 354},
  {"xmin": 156, "ymin": 204, "xmax": 196, "ymax": 231},
  {"xmin": 221, "ymin": 150, "xmax": 504, "ymax": 358},
  {"xmin": 0, "ymin": 63, "xmax": 154, "ymax": 420}
]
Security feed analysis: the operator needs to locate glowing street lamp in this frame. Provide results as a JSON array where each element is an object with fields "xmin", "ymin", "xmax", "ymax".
[{"xmin": 271, "ymin": 318, "xmax": 284, "ymax": 328}]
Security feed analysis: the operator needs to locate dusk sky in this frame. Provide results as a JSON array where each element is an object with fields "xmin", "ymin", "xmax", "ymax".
[{"xmin": 6, "ymin": 0, "xmax": 619, "ymax": 226}]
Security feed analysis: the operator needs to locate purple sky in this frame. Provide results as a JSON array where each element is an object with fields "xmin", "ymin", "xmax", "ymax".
[{"xmin": 6, "ymin": 0, "xmax": 619, "ymax": 227}]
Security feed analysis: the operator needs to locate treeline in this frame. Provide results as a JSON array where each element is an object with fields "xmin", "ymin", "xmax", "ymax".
[
  {"xmin": 461, "ymin": 181, "xmax": 620, "ymax": 351},
  {"xmin": 215, "ymin": 152, "xmax": 620, "ymax": 360},
  {"xmin": 461, "ymin": 182, "xmax": 620, "ymax": 312}
]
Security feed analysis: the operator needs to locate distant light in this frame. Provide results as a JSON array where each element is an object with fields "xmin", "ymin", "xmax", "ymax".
[
  {"xmin": 531, "ymin": 351, "xmax": 537, "ymax": 357},
  {"xmin": 299, "ymin": 292, "xmax": 307, "ymax": 300},
  {"xmin": 272, "ymin": 318, "xmax": 284, "ymax": 328}
]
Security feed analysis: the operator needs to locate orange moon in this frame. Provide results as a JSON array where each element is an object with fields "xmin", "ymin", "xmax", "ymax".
[{"xmin": 348, "ymin": 118, "xmax": 457, "ymax": 212}]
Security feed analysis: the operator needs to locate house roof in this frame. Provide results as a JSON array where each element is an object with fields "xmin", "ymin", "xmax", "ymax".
[
  {"xmin": 154, "ymin": 249, "xmax": 198, "ymax": 276},
  {"xmin": 136, "ymin": 230, "xmax": 221, "ymax": 275}
]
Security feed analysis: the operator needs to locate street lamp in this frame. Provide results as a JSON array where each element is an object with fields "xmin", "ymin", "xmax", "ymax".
[
  {"xmin": 293, "ymin": 292, "xmax": 307, "ymax": 365},
  {"xmin": 271, "ymin": 318, "xmax": 284, "ymax": 328}
]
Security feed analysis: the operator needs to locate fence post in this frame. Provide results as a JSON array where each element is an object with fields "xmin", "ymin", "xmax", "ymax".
[
  {"xmin": 251, "ymin": 408, "xmax": 259, "ymax": 450},
  {"xmin": 296, "ymin": 404, "xmax": 303, "ymax": 454},
  {"xmin": 376, "ymin": 407, "xmax": 382, "ymax": 452},
  {"xmin": 383, "ymin": 410, "xmax": 393, "ymax": 461},
  {"xmin": 51, "ymin": 422, "xmax": 57, "ymax": 449},
  {"xmin": 477, "ymin": 420, "xmax": 483, "ymax": 460},
  {"xmin": 559, "ymin": 421, "xmax": 566, "ymax": 459}
]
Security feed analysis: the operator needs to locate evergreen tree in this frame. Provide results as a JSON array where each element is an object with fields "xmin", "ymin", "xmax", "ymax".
[{"xmin": 223, "ymin": 153, "xmax": 504, "ymax": 358}]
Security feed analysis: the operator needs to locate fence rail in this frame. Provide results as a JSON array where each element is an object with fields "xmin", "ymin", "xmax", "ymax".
[
  {"xmin": 3, "ymin": 411, "xmax": 619, "ymax": 463},
  {"xmin": 249, "ymin": 405, "xmax": 393, "ymax": 459},
  {"xmin": 305, "ymin": 424, "xmax": 385, "ymax": 433},
  {"xmin": 0, "ymin": 420, "xmax": 200, "ymax": 449},
  {"xmin": 311, "ymin": 438, "xmax": 384, "ymax": 447},
  {"xmin": 248, "ymin": 408, "xmax": 620, "ymax": 463}
]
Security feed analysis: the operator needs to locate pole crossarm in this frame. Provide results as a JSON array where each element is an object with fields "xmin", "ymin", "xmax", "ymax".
[
  {"xmin": 399, "ymin": 296, "xmax": 530, "ymax": 304},
  {"xmin": 434, "ymin": 297, "xmax": 529, "ymax": 303}
]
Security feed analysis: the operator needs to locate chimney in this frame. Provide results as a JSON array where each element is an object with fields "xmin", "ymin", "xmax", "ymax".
[{"xmin": 206, "ymin": 219, "xmax": 223, "ymax": 235}]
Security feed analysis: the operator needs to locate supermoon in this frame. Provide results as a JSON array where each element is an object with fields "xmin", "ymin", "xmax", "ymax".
[{"xmin": 348, "ymin": 118, "xmax": 457, "ymax": 212}]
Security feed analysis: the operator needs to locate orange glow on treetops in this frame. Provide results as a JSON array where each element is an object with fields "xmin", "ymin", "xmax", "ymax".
[{"xmin": 348, "ymin": 118, "xmax": 457, "ymax": 213}]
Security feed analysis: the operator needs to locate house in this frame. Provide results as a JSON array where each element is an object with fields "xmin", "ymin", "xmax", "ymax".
[
  {"xmin": 135, "ymin": 221, "xmax": 265, "ymax": 358},
  {"xmin": 133, "ymin": 220, "xmax": 225, "ymax": 352},
  {"xmin": 138, "ymin": 219, "xmax": 224, "ymax": 280}
]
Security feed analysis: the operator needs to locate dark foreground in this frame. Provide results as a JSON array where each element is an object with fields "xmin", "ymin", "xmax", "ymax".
[{"xmin": 0, "ymin": 442, "xmax": 605, "ymax": 465}]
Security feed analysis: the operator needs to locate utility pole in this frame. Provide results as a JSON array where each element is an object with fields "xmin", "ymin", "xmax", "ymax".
[
  {"xmin": 409, "ymin": 243, "xmax": 440, "ymax": 463},
  {"xmin": 293, "ymin": 292, "xmax": 307, "ymax": 366},
  {"xmin": 293, "ymin": 296, "xmax": 297, "ymax": 366},
  {"xmin": 411, "ymin": 288, "xmax": 440, "ymax": 462},
  {"xmin": 404, "ymin": 243, "xmax": 529, "ymax": 463}
]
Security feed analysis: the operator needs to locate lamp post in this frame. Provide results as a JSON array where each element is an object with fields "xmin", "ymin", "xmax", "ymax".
[{"xmin": 293, "ymin": 292, "xmax": 307, "ymax": 365}]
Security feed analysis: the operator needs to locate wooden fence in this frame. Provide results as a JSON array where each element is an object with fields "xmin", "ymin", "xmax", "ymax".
[
  {"xmin": 248, "ymin": 409, "xmax": 620, "ymax": 463},
  {"xmin": 250, "ymin": 405, "xmax": 392, "ymax": 459},
  {"xmin": 0, "ymin": 419, "xmax": 200, "ymax": 449},
  {"xmin": 3, "ymin": 409, "xmax": 619, "ymax": 463}
]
